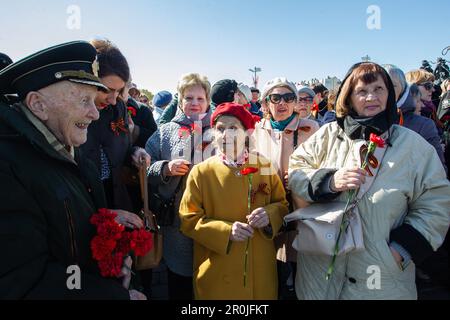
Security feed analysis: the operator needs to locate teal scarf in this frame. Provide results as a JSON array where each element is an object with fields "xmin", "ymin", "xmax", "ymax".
[{"xmin": 270, "ymin": 114, "xmax": 296, "ymax": 131}]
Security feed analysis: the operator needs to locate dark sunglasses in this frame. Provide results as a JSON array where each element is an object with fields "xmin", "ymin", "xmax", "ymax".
[
  {"xmin": 298, "ymin": 97, "xmax": 313, "ymax": 103},
  {"xmin": 266, "ymin": 93, "xmax": 297, "ymax": 104},
  {"xmin": 419, "ymin": 82, "xmax": 434, "ymax": 91}
]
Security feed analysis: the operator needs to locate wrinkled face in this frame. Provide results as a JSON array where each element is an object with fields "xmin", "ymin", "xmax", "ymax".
[
  {"xmin": 296, "ymin": 92, "xmax": 314, "ymax": 118},
  {"xmin": 95, "ymin": 75, "xmax": 126, "ymax": 109},
  {"xmin": 350, "ymin": 76, "xmax": 388, "ymax": 118},
  {"xmin": 418, "ymin": 82, "xmax": 434, "ymax": 102},
  {"xmin": 38, "ymin": 82, "xmax": 100, "ymax": 147},
  {"xmin": 267, "ymin": 87, "xmax": 296, "ymax": 122},
  {"xmin": 181, "ymin": 85, "xmax": 208, "ymax": 117},
  {"xmin": 214, "ymin": 115, "xmax": 247, "ymax": 159},
  {"xmin": 390, "ymin": 74, "xmax": 403, "ymax": 102}
]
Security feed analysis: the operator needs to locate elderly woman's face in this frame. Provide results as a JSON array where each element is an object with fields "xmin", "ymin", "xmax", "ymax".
[
  {"xmin": 181, "ymin": 85, "xmax": 208, "ymax": 117},
  {"xmin": 37, "ymin": 82, "xmax": 100, "ymax": 147},
  {"xmin": 295, "ymin": 92, "xmax": 314, "ymax": 118},
  {"xmin": 267, "ymin": 87, "xmax": 296, "ymax": 122},
  {"xmin": 214, "ymin": 115, "xmax": 247, "ymax": 159},
  {"xmin": 350, "ymin": 75, "xmax": 388, "ymax": 118},
  {"xmin": 418, "ymin": 82, "xmax": 434, "ymax": 102}
]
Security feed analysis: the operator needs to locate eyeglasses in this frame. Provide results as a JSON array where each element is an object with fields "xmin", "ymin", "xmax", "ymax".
[
  {"xmin": 298, "ymin": 97, "xmax": 313, "ymax": 103},
  {"xmin": 419, "ymin": 82, "xmax": 434, "ymax": 91},
  {"xmin": 266, "ymin": 93, "xmax": 297, "ymax": 104}
]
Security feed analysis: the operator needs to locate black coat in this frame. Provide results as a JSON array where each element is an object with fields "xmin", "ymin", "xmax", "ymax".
[
  {"xmin": 126, "ymin": 98, "xmax": 157, "ymax": 148},
  {"xmin": 81, "ymin": 100, "xmax": 134, "ymax": 211},
  {"xmin": 0, "ymin": 103, "xmax": 129, "ymax": 299}
]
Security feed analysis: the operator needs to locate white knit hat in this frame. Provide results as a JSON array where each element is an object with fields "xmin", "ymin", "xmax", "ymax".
[{"xmin": 261, "ymin": 77, "xmax": 298, "ymax": 103}]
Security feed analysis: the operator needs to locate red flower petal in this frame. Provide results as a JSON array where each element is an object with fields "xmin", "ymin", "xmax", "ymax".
[
  {"xmin": 240, "ymin": 167, "xmax": 259, "ymax": 176},
  {"xmin": 369, "ymin": 133, "xmax": 385, "ymax": 148}
]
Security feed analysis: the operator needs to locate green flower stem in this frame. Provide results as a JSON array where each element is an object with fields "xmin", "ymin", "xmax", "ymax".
[
  {"xmin": 244, "ymin": 174, "xmax": 253, "ymax": 287},
  {"xmin": 325, "ymin": 141, "xmax": 375, "ymax": 280}
]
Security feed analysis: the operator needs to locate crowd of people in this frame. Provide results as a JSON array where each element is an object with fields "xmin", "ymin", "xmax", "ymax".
[{"xmin": 0, "ymin": 39, "xmax": 449, "ymax": 300}]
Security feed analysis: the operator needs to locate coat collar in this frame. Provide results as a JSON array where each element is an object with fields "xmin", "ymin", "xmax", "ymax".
[
  {"xmin": 0, "ymin": 101, "xmax": 77, "ymax": 165},
  {"xmin": 259, "ymin": 113, "xmax": 312, "ymax": 132}
]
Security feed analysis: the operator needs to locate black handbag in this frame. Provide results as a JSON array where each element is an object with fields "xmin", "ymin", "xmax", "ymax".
[{"xmin": 148, "ymin": 181, "xmax": 182, "ymax": 227}]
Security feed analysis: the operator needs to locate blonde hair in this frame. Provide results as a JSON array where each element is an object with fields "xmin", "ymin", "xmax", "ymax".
[
  {"xmin": 405, "ymin": 69, "xmax": 435, "ymax": 85},
  {"xmin": 177, "ymin": 73, "xmax": 211, "ymax": 104},
  {"xmin": 441, "ymin": 78, "xmax": 450, "ymax": 97},
  {"xmin": 335, "ymin": 63, "xmax": 390, "ymax": 117}
]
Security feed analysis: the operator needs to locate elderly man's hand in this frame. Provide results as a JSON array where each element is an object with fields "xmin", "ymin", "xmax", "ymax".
[
  {"xmin": 114, "ymin": 209, "xmax": 144, "ymax": 229},
  {"xmin": 131, "ymin": 148, "xmax": 150, "ymax": 169}
]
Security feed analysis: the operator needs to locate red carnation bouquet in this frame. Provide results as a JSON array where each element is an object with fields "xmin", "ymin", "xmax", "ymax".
[{"xmin": 90, "ymin": 208, "xmax": 153, "ymax": 278}]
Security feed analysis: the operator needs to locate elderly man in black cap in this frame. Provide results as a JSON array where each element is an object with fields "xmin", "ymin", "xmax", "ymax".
[{"xmin": 0, "ymin": 41, "xmax": 146, "ymax": 300}]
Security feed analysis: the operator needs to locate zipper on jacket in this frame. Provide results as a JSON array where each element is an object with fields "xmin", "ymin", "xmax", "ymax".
[{"xmin": 64, "ymin": 200, "xmax": 79, "ymax": 264}]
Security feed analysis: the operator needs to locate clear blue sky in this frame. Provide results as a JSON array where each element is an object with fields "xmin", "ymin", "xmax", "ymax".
[{"xmin": 1, "ymin": 0, "xmax": 449, "ymax": 93}]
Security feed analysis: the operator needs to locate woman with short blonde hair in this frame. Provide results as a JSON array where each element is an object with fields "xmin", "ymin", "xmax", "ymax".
[{"xmin": 177, "ymin": 73, "xmax": 211, "ymax": 107}]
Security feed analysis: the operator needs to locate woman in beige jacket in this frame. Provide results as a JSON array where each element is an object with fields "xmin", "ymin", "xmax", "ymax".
[
  {"xmin": 288, "ymin": 62, "xmax": 450, "ymax": 300},
  {"xmin": 251, "ymin": 77, "xmax": 319, "ymax": 298}
]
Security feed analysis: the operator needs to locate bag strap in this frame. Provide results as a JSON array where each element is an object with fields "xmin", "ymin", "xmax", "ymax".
[{"xmin": 139, "ymin": 162, "xmax": 159, "ymax": 233}]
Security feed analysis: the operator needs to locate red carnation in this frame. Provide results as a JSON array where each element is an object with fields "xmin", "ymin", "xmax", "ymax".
[
  {"xmin": 127, "ymin": 106, "xmax": 137, "ymax": 117},
  {"xmin": 240, "ymin": 167, "xmax": 259, "ymax": 176},
  {"xmin": 369, "ymin": 133, "xmax": 385, "ymax": 148},
  {"xmin": 132, "ymin": 229, "xmax": 154, "ymax": 257},
  {"xmin": 178, "ymin": 126, "xmax": 191, "ymax": 139},
  {"xmin": 98, "ymin": 253, "xmax": 124, "ymax": 278},
  {"xmin": 91, "ymin": 236, "xmax": 117, "ymax": 261}
]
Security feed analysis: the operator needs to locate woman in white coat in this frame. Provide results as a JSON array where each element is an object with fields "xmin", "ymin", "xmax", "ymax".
[{"xmin": 288, "ymin": 62, "xmax": 450, "ymax": 300}]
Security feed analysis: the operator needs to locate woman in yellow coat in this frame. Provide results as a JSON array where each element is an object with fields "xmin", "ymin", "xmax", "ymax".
[{"xmin": 179, "ymin": 103, "xmax": 289, "ymax": 300}]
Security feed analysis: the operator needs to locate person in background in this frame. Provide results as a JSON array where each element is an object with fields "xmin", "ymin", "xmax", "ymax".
[
  {"xmin": 250, "ymin": 87, "xmax": 262, "ymax": 111},
  {"xmin": 210, "ymin": 79, "xmax": 238, "ymax": 108},
  {"xmin": 145, "ymin": 73, "xmax": 214, "ymax": 300},
  {"xmin": 311, "ymin": 83, "xmax": 329, "ymax": 121},
  {"xmin": 295, "ymin": 86, "xmax": 319, "ymax": 124},
  {"xmin": 81, "ymin": 39, "xmax": 150, "ymax": 213},
  {"xmin": 405, "ymin": 69, "xmax": 442, "ymax": 135},
  {"xmin": 236, "ymin": 83, "xmax": 263, "ymax": 118},
  {"xmin": 152, "ymin": 90, "xmax": 173, "ymax": 124},
  {"xmin": 384, "ymin": 64, "xmax": 446, "ymax": 170},
  {"xmin": 139, "ymin": 94, "xmax": 150, "ymax": 106},
  {"xmin": 253, "ymin": 77, "xmax": 319, "ymax": 299},
  {"xmin": 129, "ymin": 83, "xmax": 141, "ymax": 101}
]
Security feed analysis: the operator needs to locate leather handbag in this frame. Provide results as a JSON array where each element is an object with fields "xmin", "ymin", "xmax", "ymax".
[{"xmin": 135, "ymin": 163, "xmax": 163, "ymax": 270}]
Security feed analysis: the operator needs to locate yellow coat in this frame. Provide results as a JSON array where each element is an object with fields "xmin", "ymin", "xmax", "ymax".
[{"xmin": 179, "ymin": 155, "xmax": 289, "ymax": 300}]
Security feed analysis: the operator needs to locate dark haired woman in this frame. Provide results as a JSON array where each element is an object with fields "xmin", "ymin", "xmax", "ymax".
[{"xmin": 81, "ymin": 39, "xmax": 149, "ymax": 214}]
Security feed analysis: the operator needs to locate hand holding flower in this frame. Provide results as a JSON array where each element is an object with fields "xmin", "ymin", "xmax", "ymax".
[
  {"xmin": 330, "ymin": 167, "xmax": 367, "ymax": 192},
  {"xmin": 230, "ymin": 222, "xmax": 254, "ymax": 242},
  {"xmin": 247, "ymin": 207, "xmax": 269, "ymax": 229}
]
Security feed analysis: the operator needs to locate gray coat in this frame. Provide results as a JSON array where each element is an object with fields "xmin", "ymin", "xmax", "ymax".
[{"xmin": 145, "ymin": 108, "xmax": 214, "ymax": 276}]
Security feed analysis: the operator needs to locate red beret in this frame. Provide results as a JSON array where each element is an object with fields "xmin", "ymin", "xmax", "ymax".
[{"xmin": 211, "ymin": 102, "xmax": 257, "ymax": 130}]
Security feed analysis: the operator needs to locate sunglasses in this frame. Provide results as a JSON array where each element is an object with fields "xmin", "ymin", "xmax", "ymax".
[
  {"xmin": 419, "ymin": 82, "xmax": 434, "ymax": 91},
  {"xmin": 298, "ymin": 97, "xmax": 313, "ymax": 103},
  {"xmin": 266, "ymin": 93, "xmax": 297, "ymax": 104}
]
